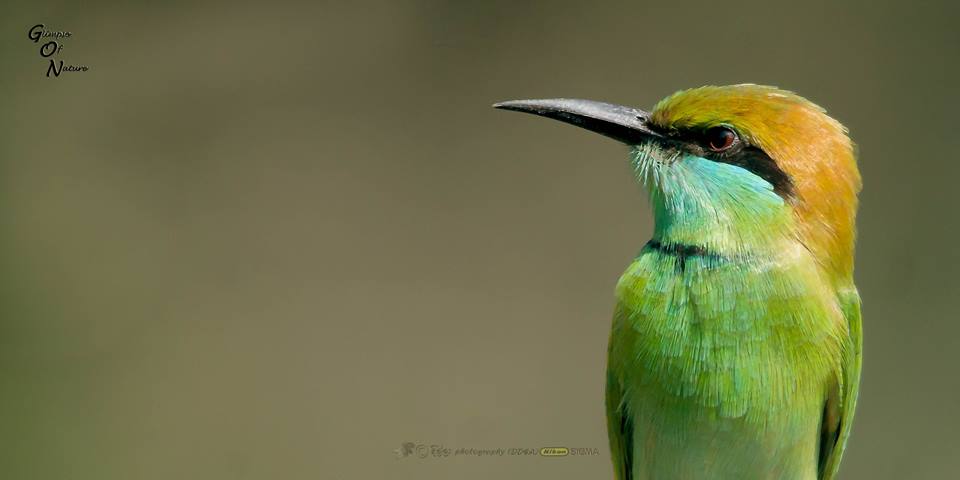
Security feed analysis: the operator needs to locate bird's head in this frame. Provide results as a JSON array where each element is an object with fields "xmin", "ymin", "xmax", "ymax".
[{"xmin": 495, "ymin": 85, "xmax": 861, "ymax": 283}]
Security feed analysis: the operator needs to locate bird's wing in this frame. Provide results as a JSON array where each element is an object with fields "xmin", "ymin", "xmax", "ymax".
[
  {"xmin": 606, "ymin": 304, "xmax": 635, "ymax": 480},
  {"xmin": 606, "ymin": 367, "xmax": 633, "ymax": 480},
  {"xmin": 818, "ymin": 288, "xmax": 863, "ymax": 480}
]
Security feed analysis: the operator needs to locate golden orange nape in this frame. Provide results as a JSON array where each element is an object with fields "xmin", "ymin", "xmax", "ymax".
[{"xmin": 494, "ymin": 84, "xmax": 862, "ymax": 480}]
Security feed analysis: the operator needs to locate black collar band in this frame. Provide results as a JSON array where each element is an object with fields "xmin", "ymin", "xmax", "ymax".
[{"xmin": 645, "ymin": 240, "xmax": 726, "ymax": 273}]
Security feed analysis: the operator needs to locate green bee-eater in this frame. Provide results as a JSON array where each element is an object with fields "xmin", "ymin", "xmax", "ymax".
[{"xmin": 494, "ymin": 85, "xmax": 862, "ymax": 479}]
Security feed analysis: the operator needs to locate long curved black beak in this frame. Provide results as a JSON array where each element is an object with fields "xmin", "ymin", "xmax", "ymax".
[{"xmin": 492, "ymin": 98, "xmax": 663, "ymax": 145}]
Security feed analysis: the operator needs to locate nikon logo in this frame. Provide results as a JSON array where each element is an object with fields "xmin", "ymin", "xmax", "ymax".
[{"xmin": 539, "ymin": 447, "xmax": 569, "ymax": 457}]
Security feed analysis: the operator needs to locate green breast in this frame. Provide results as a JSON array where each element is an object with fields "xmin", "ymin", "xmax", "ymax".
[{"xmin": 608, "ymin": 243, "xmax": 846, "ymax": 479}]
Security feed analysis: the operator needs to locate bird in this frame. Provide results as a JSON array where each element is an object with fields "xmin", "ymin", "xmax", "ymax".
[{"xmin": 493, "ymin": 84, "xmax": 862, "ymax": 480}]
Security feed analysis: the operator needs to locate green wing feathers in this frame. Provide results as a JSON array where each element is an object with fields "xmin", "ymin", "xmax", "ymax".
[
  {"xmin": 606, "ymin": 370, "xmax": 632, "ymax": 480},
  {"xmin": 819, "ymin": 288, "xmax": 863, "ymax": 480}
]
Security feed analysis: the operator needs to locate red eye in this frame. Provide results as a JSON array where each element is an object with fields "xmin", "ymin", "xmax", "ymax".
[{"xmin": 705, "ymin": 126, "xmax": 737, "ymax": 152}]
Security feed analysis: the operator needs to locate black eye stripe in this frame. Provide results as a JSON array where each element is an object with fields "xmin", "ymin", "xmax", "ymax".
[
  {"xmin": 706, "ymin": 146, "xmax": 795, "ymax": 200},
  {"xmin": 659, "ymin": 127, "xmax": 796, "ymax": 200}
]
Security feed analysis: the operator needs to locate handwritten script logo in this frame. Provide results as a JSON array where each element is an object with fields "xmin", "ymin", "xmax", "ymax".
[{"xmin": 27, "ymin": 24, "xmax": 90, "ymax": 77}]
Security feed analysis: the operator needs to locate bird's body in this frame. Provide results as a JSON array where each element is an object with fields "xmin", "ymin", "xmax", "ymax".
[
  {"xmin": 495, "ymin": 85, "xmax": 862, "ymax": 480},
  {"xmin": 609, "ymin": 240, "xmax": 855, "ymax": 480}
]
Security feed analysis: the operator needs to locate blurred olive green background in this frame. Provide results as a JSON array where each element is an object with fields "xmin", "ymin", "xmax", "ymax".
[{"xmin": 1, "ymin": 1, "xmax": 958, "ymax": 479}]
